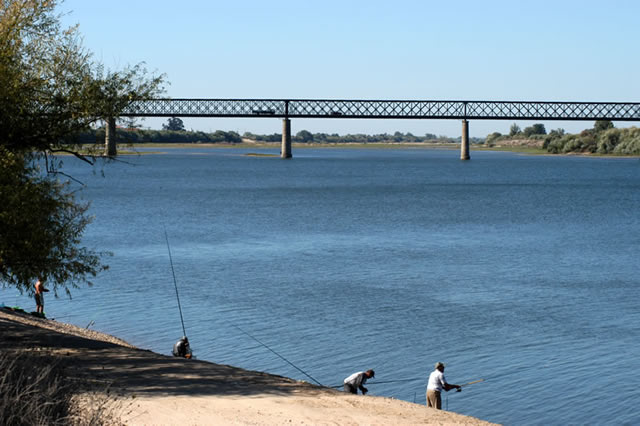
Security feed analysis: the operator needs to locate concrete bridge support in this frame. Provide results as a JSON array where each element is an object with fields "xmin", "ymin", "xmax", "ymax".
[
  {"xmin": 281, "ymin": 118, "xmax": 292, "ymax": 159},
  {"xmin": 105, "ymin": 118, "xmax": 117, "ymax": 156},
  {"xmin": 460, "ymin": 119, "xmax": 470, "ymax": 160}
]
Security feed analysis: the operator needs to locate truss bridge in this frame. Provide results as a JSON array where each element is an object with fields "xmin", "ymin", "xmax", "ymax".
[
  {"xmin": 108, "ymin": 99, "xmax": 640, "ymax": 159},
  {"xmin": 123, "ymin": 99, "xmax": 640, "ymax": 121}
]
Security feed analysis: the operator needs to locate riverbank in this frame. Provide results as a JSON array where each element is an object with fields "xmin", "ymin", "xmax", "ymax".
[
  {"xmin": 0, "ymin": 308, "xmax": 495, "ymax": 425},
  {"xmin": 114, "ymin": 141, "xmax": 640, "ymax": 157}
]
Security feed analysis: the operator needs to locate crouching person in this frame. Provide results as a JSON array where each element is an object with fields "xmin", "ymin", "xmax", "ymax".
[
  {"xmin": 343, "ymin": 369, "xmax": 375, "ymax": 395},
  {"xmin": 172, "ymin": 336, "xmax": 192, "ymax": 359}
]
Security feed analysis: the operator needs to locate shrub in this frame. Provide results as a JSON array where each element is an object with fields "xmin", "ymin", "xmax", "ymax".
[
  {"xmin": 596, "ymin": 128, "xmax": 620, "ymax": 154},
  {"xmin": 485, "ymin": 132, "xmax": 501, "ymax": 146},
  {"xmin": 0, "ymin": 350, "xmax": 126, "ymax": 425},
  {"xmin": 0, "ymin": 351, "xmax": 71, "ymax": 425}
]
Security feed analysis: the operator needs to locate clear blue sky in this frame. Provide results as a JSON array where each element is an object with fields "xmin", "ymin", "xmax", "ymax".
[{"xmin": 59, "ymin": 0, "xmax": 640, "ymax": 137}]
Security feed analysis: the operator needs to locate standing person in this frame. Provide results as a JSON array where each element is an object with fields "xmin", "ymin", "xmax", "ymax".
[
  {"xmin": 426, "ymin": 362, "xmax": 461, "ymax": 409},
  {"xmin": 343, "ymin": 369, "xmax": 375, "ymax": 395},
  {"xmin": 34, "ymin": 278, "xmax": 49, "ymax": 315}
]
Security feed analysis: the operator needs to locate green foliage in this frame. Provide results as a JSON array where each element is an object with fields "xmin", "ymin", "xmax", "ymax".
[
  {"xmin": 245, "ymin": 132, "xmax": 281, "ymax": 142},
  {"xmin": 549, "ymin": 128, "xmax": 565, "ymax": 137},
  {"xmin": 83, "ymin": 128, "xmax": 242, "ymax": 144},
  {"xmin": 162, "ymin": 117, "xmax": 185, "ymax": 131},
  {"xmin": 1, "ymin": 0, "xmax": 163, "ymax": 293},
  {"xmin": 523, "ymin": 123, "xmax": 546, "ymax": 137},
  {"xmin": 509, "ymin": 123, "xmax": 521, "ymax": 136},
  {"xmin": 0, "ymin": 0, "xmax": 165, "ymax": 156},
  {"xmin": 543, "ymin": 126, "xmax": 640, "ymax": 155},
  {"xmin": 294, "ymin": 130, "xmax": 314, "ymax": 142},
  {"xmin": 248, "ymin": 131, "xmax": 457, "ymax": 144},
  {"xmin": 610, "ymin": 127, "xmax": 640, "ymax": 155},
  {"xmin": 542, "ymin": 128, "xmax": 565, "ymax": 150},
  {"xmin": 494, "ymin": 121, "xmax": 639, "ymax": 156},
  {"xmin": 0, "ymin": 148, "xmax": 108, "ymax": 295},
  {"xmin": 596, "ymin": 128, "xmax": 619, "ymax": 153},
  {"xmin": 594, "ymin": 120, "xmax": 614, "ymax": 132},
  {"xmin": 485, "ymin": 132, "xmax": 502, "ymax": 146}
]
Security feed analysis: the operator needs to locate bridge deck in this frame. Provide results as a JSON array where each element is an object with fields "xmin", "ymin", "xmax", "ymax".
[{"xmin": 122, "ymin": 99, "xmax": 640, "ymax": 121}]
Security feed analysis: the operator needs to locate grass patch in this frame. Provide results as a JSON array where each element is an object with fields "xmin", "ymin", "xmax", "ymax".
[{"xmin": 476, "ymin": 145, "xmax": 547, "ymax": 154}]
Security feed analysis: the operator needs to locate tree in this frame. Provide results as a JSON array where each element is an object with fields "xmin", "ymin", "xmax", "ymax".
[
  {"xmin": 594, "ymin": 120, "xmax": 614, "ymax": 132},
  {"xmin": 0, "ymin": 148, "xmax": 108, "ymax": 295},
  {"xmin": 0, "ymin": 0, "xmax": 165, "ymax": 157},
  {"xmin": 523, "ymin": 123, "xmax": 546, "ymax": 137},
  {"xmin": 163, "ymin": 117, "xmax": 185, "ymax": 131},
  {"xmin": 509, "ymin": 123, "xmax": 521, "ymax": 137},
  {"xmin": 485, "ymin": 132, "xmax": 502, "ymax": 145},
  {"xmin": 0, "ymin": 0, "xmax": 164, "ymax": 295},
  {"xmin": 295, "ymin": 130, "xmax": 314, "ymax": 143}
]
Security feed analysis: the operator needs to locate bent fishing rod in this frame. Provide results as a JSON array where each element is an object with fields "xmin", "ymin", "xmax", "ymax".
[
  {"xmin": 461, "ymin": 379, "xmax": 484, "ymax": 387},
  {"xmin": 164, "ymin": 226, "xmax": 188, "ymax": 339}
]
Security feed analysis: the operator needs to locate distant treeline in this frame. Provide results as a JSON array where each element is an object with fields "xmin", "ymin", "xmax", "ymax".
[
  {"xmin": 72, "ymin": 128, "xmax": 243, "ymax": 144},
  {"xmin": 75, "ymin": 123, "xmax": 640, "ymax": 155},
  {"xmin": 243, "ymin": 130, "xmax": 481, "ymax": 144},
  {"xmin": 74, "ymin": 128, "xmax": 486, "ymax": 145},
  {"xmin": 486, "ymin": 121, "xmax": 640, "ymax": 155}
]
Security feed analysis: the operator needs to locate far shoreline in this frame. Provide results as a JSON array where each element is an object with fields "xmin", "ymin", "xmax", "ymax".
[{"xmin": 113, "ymin": 142, "xmax": 640, "ymax": 158}]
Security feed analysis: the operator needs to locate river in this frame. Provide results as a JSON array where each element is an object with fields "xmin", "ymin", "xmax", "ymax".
[{"xmin": 5, "ymin": 146, "xmax": 640, "ymax": 424}]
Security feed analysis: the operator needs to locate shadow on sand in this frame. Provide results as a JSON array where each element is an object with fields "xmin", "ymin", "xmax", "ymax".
[{"xmin": 0, "ymin": 311, "xmax": 328, "ymax": 398}]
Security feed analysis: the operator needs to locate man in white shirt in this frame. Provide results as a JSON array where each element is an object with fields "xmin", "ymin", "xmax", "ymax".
[
  {"xmin": 343, "ymin": 369, "xmax": 375, "ymax": 395},
  {"xmin": 426, "ymin": 362, "xmax": 461, "ymax": 409}
]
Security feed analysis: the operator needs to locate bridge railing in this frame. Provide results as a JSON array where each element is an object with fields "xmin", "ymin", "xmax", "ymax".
[{"xmin": 121, "ymin": 99, "xmax": 640, "ymax": 121}]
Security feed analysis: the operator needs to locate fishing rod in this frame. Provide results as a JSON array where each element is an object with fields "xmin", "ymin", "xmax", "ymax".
[
  {"xmin": 232, "ymin": 324, "xmax": 324, "ymax": 387},
  {"xmin": 445, "ymin": 378, "xmax": 485, "ymax": 410},
  {"xmin": 164, "ymin": 226, "xmax": 187, "ymax": 339},
  {"xmin": 461, "ymin": 379, "xmax": 484, "ymax": 387}
]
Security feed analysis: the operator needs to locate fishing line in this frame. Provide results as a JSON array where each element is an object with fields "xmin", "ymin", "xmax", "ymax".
[
  {"xmin": 444, "ymin": 380, "xmax": 479, "ymax": 411},
  {"xmin": 232, "ymin": 323, "xmax": 324, "ymax": 387},
  {"xmin": 368, "ymin": 378, "xmax": 421, "ymax": 385},
  {"xmin": 474, "ymin": 363, "xmax": 541, "ymax": 385},
  {"xmin": 327, "ymin": 377, "xmax": 422, "ymax": 389},
  {"xmin": 164, "ymin": 226, "xmax": 187, "ymax": 338},
  {"xmin": 196, "ymin": 262, "xmax": 323, "ymax": 385}
]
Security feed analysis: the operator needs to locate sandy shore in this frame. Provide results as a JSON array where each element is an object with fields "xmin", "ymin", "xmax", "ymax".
[{"xmin": 0, "ymin": 308, "xmax": 495, "ymax": 425}]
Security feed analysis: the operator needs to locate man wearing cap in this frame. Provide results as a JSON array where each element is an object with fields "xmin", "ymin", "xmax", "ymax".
[
  {"xmin": 343, "ymin": 369, "xmax": 375, "ymax": 395},
  {"xmin": 426, "ymin": 362, "xmax": 461, "ymax": 409}
]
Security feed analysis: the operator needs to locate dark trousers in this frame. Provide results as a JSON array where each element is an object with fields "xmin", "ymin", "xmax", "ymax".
[{"xmin": 344, "ymin": 383, "xmax": 357, "ymax": 394}]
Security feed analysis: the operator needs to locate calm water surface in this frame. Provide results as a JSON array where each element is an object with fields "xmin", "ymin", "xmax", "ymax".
[{"xmin": 5, "ymin": 147, "xmax": 640, "ymax": 425}]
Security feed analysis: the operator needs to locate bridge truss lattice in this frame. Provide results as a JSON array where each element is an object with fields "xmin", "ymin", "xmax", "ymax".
[{"xmin": 122, "ymin": 99, "xmax": 640, "ymax": 121}]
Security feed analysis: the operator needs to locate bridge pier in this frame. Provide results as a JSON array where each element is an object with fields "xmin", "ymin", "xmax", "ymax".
[
  {"xmin": 281, "ymin": 118, "xmax": 292, "ymax": 159},
  {"xmin": 105, "ymin": 117, "xmax": 117, "ymax": 156},
  {"xmin": 460, "ymin": 119, "xmax": 470, "ymax": 160}
]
